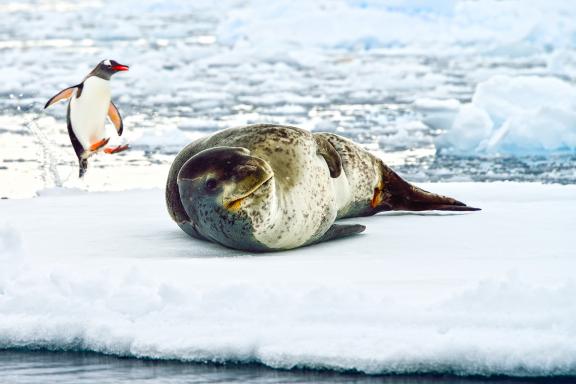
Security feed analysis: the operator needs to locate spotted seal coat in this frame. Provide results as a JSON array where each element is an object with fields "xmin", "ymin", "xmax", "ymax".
[{"xmin": 166, "ymin": 124, "xmax": 479, "ymax": 252}]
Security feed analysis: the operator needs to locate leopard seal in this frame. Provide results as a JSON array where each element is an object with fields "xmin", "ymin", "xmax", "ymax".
[{"xmin": 166, "ymin": 124, "xmax": 479, "ymax": 252}]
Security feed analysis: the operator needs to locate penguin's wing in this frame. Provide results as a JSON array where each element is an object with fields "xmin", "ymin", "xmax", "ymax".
[
  {"xmin": 44, "ymin": 85, "xmax": 78, "ymax": 109},
  {"xmin": 108, "ymin": 101, "xmax": 123, "ymax": 136}
]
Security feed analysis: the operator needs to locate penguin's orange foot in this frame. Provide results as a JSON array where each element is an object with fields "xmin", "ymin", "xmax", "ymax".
[
  {"xmin": 104, "ymin": 144, "xmax": 129, "ymax": 154},
  {"xmin": 90, "ymin": 138, "xmax": 110, "ymax": 152}
]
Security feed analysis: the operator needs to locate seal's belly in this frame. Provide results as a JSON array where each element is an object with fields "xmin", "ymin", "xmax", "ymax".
[
  {"xmin": 247, "ymin": 138, "xmax": 338, "ymax": 249},
  {"xmin": 70, "ymin": 77, "xmax": 111, "ymax": 150}
]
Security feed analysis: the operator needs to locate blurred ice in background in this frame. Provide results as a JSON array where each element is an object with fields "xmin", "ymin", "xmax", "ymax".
[{"xmin": 1, "ymin": 0, "xmax": 576, "ymax": 197}]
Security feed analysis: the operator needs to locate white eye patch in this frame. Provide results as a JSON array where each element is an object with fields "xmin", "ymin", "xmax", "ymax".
[{"xmin": 103, "ymin": 59, "xmax": 111, "ymax": 66}]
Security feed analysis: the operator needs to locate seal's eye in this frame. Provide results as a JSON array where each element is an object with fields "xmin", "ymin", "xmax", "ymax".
[{"xmin": 205, "ymin": 178, "xmax": 218, "ymax": 192}]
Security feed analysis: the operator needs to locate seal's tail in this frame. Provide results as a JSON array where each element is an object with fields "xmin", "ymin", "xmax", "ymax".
[{"xmin": 373, "ymin": 165, "xmax": 481, "ymax": 212}]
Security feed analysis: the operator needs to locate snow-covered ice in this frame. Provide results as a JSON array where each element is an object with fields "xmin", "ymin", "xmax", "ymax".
[{"xmin": 1, "ymin": 183, "xmax": 575, "ymax": 376}]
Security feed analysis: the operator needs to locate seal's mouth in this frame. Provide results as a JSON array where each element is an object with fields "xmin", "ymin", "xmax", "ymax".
[{"xmin": 224, "ymin": 174, "xmax": 273, "ymax": 212}]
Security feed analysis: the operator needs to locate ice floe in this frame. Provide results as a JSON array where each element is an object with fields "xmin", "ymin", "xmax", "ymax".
[
  {"xmin": 428, "ymin": 75, "xmax": 576, "ymax": 155},
  {"xmin": 0, "ymin": 183, "xmax": 575, "ymax": 376}
]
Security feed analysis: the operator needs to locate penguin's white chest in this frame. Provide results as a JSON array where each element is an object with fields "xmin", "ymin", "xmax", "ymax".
[{"xmin": 69, "ymin": 76, "xmax": 111, "ymax": 150}]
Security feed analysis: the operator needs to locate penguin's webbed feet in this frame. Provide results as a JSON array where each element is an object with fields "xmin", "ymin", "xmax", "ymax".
[
  {"xmin": 104, "ymin": 144, "xmax": 129, "ymax": 154},
  {"xmin": 90, "ymin": 137, "xmax": 110, "ymax": 152}
]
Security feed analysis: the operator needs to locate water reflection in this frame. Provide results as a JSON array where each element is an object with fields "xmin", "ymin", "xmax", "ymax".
[{"xmin": 0, "ymin": 350, "xmax": 567, "ymax": 384}]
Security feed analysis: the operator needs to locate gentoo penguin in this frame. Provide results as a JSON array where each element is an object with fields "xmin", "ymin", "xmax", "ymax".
[
  {"xmin": 166, "ymin": 124, "xmax": 480, "ymax": 252},
  {"xmin": 44, "ymin": 59, "xmax": 129, "ymax": 177}
]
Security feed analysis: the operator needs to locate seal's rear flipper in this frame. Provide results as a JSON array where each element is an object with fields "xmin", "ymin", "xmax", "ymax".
[
  {"xmin": 374, "ymin": 165, "xmax": 481, "ymax": 212},
  {"xmin": 313, "ymin": 223, "xmax": 366, "ymax": 245}
]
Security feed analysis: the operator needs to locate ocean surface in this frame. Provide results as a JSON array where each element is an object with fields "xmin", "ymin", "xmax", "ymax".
[{"xmin": 2, "ymin": 350, "xmax": 574, "ymax": 384}]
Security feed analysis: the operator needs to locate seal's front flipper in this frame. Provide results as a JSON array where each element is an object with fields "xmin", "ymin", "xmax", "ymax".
[
  {"xmin": 313, "ymin": 223, "xmax": 366, "ymax": 245},
  {"xmin": 178, "ymin": 221, "xmax": 207, "ymax": 241},
  {"xmin": 315, "ymin": 135, "xmax": 342, "ymax": 178}
]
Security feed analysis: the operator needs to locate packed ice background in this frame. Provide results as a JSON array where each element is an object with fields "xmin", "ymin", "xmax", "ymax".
[
  {"xmin": 1, "ymin": 0, "xmax": 576, "ymax": 378},
  {"xmin": 2, "ymin": 0, "xmax": 576, "ymax": 197}
]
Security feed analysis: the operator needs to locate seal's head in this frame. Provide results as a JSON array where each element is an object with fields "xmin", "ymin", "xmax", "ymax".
[{"xmin": 177, "ymin": 146, "xmax": 275, "ymax": 250}]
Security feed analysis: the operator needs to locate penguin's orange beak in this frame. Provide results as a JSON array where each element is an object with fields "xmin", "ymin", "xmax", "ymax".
[{"xmin": 112, "ymin": 64, "xmax": 129, "ymax": 71}]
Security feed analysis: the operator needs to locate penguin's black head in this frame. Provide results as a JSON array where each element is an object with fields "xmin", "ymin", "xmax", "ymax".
[{"xmin": 91, "ymin": 59, "xmax": 129, "ymax": 80}]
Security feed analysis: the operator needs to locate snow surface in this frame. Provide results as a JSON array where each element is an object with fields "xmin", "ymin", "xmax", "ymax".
[{"xmin": 1, "ymin": 183, "xmax": 575, "ymax": 376}]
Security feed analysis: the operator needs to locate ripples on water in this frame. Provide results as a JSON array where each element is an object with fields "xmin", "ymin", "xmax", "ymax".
[
  {"xmin": 2, "ymin": 350, "xmax": 574, "ymax": 384},
  {"xmin": 1, "ymin": 1, "xmax": 575, "ymax": 197}
]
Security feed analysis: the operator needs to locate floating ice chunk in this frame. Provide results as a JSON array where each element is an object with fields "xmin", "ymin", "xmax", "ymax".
[
  {"xmin": 435, "ymin": 104, "xmax": 493, "ymax": 154},
  {"xmin": 472, "ymin": 75, "xmax": 576, "ymax": 126},
  {"xmin": 413, "ymin": 98, "xmax": 461, "ymax": 131},
  {"xmin": 434, "ymin": 75, "xmax": 576, "ymax": 155},
  {"xmin": 413, "ymin": 98, "xmax": 461, "ymax": 111},
  {"xmin": 490, "ymin": 107, "xmax": 576, "ymax": 155}
]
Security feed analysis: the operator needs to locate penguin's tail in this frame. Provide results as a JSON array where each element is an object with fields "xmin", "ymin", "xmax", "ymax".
[
  {"xmin": 78, "ymin": 158, "xmax": 88, "ymax": 178},
  {"xmin": 373, "ymin": 165, "xmax": 481, "ymax": 212}
]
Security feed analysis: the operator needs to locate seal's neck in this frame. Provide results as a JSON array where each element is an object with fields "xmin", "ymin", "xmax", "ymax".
[{"xmin": 242, "ymin": 180, "xmax": 284, "ymax": 245}]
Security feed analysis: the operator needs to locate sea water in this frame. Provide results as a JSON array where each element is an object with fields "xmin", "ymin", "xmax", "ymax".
[{"xmin": 1, "ymin": 350, "xmax": 571, "ymax": 384}]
